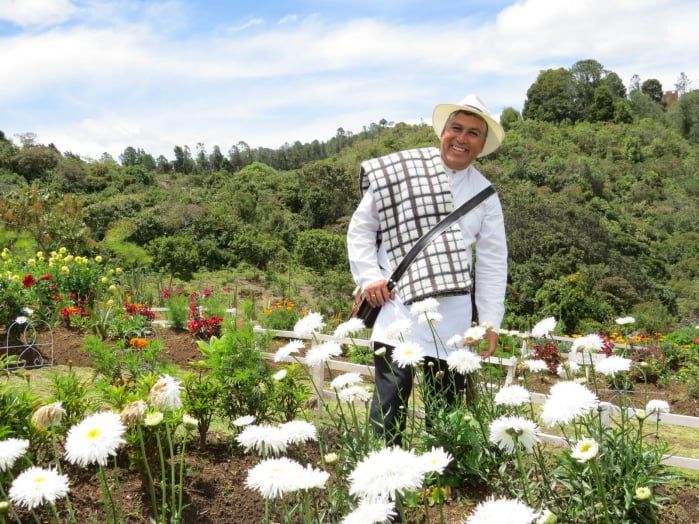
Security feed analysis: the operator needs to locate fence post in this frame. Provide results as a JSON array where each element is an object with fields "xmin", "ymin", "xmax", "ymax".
[{"xmin": 311, "ymin": 362, "xmax": 324, "ymax": 417}]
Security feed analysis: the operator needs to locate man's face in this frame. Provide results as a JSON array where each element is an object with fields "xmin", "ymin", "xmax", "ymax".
[{"xmin": 439, "ymin": 112, "xmax": 487, "ymax": 171}]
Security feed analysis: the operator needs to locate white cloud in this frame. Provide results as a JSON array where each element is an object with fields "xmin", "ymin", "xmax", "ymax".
[
  {"xmin": 1, "ymin": 0, "xmax": 697, "ymax": 160},
  {"xmin": 0, "ymin": 0, "xmax": 76, "ymax": 27}
]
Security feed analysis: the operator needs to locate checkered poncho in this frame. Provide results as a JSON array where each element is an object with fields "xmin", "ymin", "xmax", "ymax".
[{"xmin": 359, "ymin": 147, "xmax": 472, "ymax": 305}]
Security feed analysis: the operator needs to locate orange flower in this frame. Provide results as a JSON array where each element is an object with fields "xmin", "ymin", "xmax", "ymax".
[{"xmin": 129, "ymin": 338, "xmax": 148, "ymax": 349}]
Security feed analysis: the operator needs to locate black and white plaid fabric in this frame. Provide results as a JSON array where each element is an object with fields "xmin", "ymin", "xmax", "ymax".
[{"xmin": 359, "ymin": 147, "xmax": 472, "ymax": 305}]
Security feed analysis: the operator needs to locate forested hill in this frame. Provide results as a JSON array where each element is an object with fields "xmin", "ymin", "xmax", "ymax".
[{"xmin": 1, "ymin": 62, "xmax": 698, "ymax": 335}]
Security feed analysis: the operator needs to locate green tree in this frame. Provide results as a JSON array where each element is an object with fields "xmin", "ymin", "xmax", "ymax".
[
  {"xmin": 294, "ymin": 229, "xmax": 348, "ymax": 273},
  {"xmin": 641, "ymin": 78, "xmax": 663, "ymax": 103},
  {"xmin": 667, "ymin": 90, "xmax": 699, "ymax": 144},
  {"xmin": 522, "ymin": 68, "xmax": 576, "ymax": 123}
]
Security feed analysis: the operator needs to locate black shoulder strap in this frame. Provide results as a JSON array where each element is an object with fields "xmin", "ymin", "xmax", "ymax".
[{"xmin": 386, "ymin": 184, "xmax": 496, "ymax": 290}]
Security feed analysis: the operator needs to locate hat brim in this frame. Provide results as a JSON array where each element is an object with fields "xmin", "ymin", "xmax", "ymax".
[{"xmin": 432, "ymin": 103, "xmax": 505, "ymax": 158}]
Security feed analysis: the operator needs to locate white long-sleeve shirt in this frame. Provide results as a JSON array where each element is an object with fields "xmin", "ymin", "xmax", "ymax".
[{"xmin": 347, "ymin": 161, "xmax": 508, "ymax": 358}]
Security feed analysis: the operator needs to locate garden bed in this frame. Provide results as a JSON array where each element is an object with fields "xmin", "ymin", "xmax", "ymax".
[{"xmin": 4, "ymin": 325, "xmax": 699, "ymax": 523}]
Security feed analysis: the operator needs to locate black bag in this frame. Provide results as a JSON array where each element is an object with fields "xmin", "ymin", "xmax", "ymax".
[{"xmin": 349, "ymin": 185, "xmax": 496, "ymax": 330}]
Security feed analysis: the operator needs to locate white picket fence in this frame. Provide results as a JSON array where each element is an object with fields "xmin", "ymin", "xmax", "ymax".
[{"xmin": 252, "ymin": 326, "xmax": 699, "ymax": 471}]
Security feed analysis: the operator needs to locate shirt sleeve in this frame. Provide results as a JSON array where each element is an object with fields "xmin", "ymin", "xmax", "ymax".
[
  {"xmin": 473, "ymin": 194, "xmax": 508, "ymax": 331},
  {"xmin": 346, "ymin": 188, "xmax": 387, "ymax": 288}
]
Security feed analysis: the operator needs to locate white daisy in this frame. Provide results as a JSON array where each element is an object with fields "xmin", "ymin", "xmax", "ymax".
[
  {"xmin": 409, "ymin": 298, "xmax": 440, "ymax": 316},
  {"xmin": 272, "ymin": 368, "xmax": 287, "ymax": 381},
  {"xmin": 645, "ymin": 399, "xmax": 670, "ymax": 416},
  {"xmin": 144, "ymin": 411, "xmax": 164, "ymax": 427},
  {"xmin": 274, "ymin": 339, "xmax": 305, "ymax": 362},
  {"xmin": 304, "ymin": 341, "xmax": 342, "ymax": 366},
  {"xmin": 232, "ymin": 415, "xmax": 256, "ymax": 427},
  {"xmin": 31, "ymin": 401, "xmax": 65, "ymax": 430},
  {"xmin": 333, "ymin": 317, "xmax": 366, "ymax": 338},
  {"xmin": 615, "ymin": 316, "xmax": 635, "ymax": 325},
  {"xmin": 522, "ymin": 359, "xmax": 549, "ymax": 373},
  {"xmin": 8, "ymin": 466, "xmax": 70, "ymax": 510},
  {"xmin": 342, "ymin": 499, "xmax": 396, "ymax": 524},
  {"xmin": 594, "ymin": 355, "xmax": 632, "ymax": 377},
  {"xmin": 494, "ymin": 385, "xmax": 531, "ymax": 407},
  {"xmin": 488, "ymin": 416, "xmax": 540, "ymax": 454},
  {"xmin": 148, "ymin": 374, "xmax": 183, "ymax": 410},
  {"xmin": 392, "ymin": 341, "xmax": 426, "ymax": 368},
  {"xmin": 556, "ymin": 361, "xmax": 581, "ymax": 378},
  {"xmin": 0, "ymin": 438, "xmax": 30, "ymax": 472},
  {"xmin": 466, "ymin": 496, "xmax": 538, "ymax": 524},
  {"xmin": 540, "ymin": 381, "xmax": 599, "ymax": 427},
  {"xmin": 338, "ymin": 385, "xmax": 372, "ymax": 403},
  {"xmin": 531, "ymin": 316, "xmax": 557, "ymax": 338},
  {"xmin": 446, "ymin": 349, "xmax": 481, "ymax": 374},
  {"xmin": 420, "ymin": 447, "xmax": 453, "ymax": 475},
  {"xmin": 245, "ymin": 457, "xmax": 305, "ymax": 499},
  {"xmin": 64, "ymin": 411, "xmax": 126, "ymax": 467},
  {"xmin": 571, "ymin": 333, "xmax": 604, "ymax": 353},
  {"xmin": 463, "ymin": 325, "xmax": 487, "ymax": 346},
  {"xmin": 446, "ymin": 334, "xmax": 464, "ymax": 348},
  {"xmin": 571, "ymin": 438, "xmax": 599, "ymax": 463},
  {"xmin": 382, "ymin": 318, "xmax": 413, "ymax": 342},
  {"xmin": 348, "ymin": 447, "xmax": 426, "ymax": 502},
  {"xmin": 330, "ymin": 372, "xmax": 363, "ymax": 390},
  {"xmin": 235, "ymin": 424, "xmax": 288, "ymax": 456},
  {"xmin": 119, "ymin": 400, "xmax": 147, "ymax": 426},
  {"xmin": 293, "ymin": 311, "xmax": 326, "ymax": 337},
  {"xmin": 280, "ymin": 420, "xmax": 317, "ymax": 445},
  {"xmin": 417, "ymin": 311, "xmax": 443, "ymax": 325}
]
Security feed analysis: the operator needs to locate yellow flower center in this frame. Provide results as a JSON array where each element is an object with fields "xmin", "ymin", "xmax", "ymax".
[{"xmin": 87, "ymin": 428, "xmax": 101, "ymax": 440}]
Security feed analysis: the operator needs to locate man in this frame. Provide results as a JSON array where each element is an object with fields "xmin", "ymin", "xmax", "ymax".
[{"xmin": 346, "ymin": 94, "xmax": 508, "ymax": 445}]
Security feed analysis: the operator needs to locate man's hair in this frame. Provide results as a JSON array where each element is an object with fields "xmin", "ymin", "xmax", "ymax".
[{"xmin": 445, "ymin": 110, "xmax": 489, "ymax": 139}]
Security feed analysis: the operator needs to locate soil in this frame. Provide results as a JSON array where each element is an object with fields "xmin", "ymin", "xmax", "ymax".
[{"xmin": 7, "ymin": 326, "xmax": 699, "ymax": 523}]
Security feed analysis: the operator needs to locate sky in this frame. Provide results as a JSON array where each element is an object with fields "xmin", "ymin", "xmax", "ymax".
[{"xmin": 1, "ymin": 0, "xmax": 697, "ymax": 161}]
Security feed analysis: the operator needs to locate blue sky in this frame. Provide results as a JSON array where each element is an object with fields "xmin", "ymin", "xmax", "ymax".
[{"xmin": 1, "ymin": 0, "xmax": 697, "ymax": 160}]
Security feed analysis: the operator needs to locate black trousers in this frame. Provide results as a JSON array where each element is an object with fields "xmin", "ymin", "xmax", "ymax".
[{"xmin": 369, "ymin": 342, "xmax": 469, "ymax": 446}]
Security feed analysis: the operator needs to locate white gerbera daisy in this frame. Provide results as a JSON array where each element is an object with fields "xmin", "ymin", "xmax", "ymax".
[
  {"xmin": 148, "ymin": 374, "xmax": 183, "ymax": 410},
  {"xmin": 467, "ymin": 496, "xmax": 538, "ymax": 524},
  {"xmin": 488, "ymin": 416, "xmax": 540, "ymax": 454},
  {"xmin": 594, "ymin": 355, "xmax": 632, "ymax": 377},
  {"xmin": 417, "ymin": 311, "xmax": 443, "ymax": 325},
  {"xmin": 392, "ymin": 341, "xmax": 426, "ymax": 368},
  {"xmin": 615, "ymin": 316, "xmax": 635, "ymax": 325},
  {"xmin": 305, "ymin": 341, "xmax": 342, "ymax": 366},
  {"xmin": 64, "ymin": 411, "xmax": 126, "ymax": 467},
  {"xmin": 571, "ymin": 438, "xmax": 599, "ymax": 463},
  {"xmin": 330, "ymin": 372, "xmax": 363, "ymax": 390},
  {"xmin": 274, "ymin": 339, "xmax": 305, "ymax": 362},
  {"xmin": 494, "ymin": 385, "xmax": 531, "ymax": 407},
  {"xmin": 446, "ymin": 349, "xmax": 481, "ymax": 374},
  {"xmin": 420, "ymin": 447, "xmax": 453, "ymax": 475},
  {"xmin": 144, "ymin": 411, "xmax": 164, "ymax": 427},
  {"xmin": 348, "ymin": 447, "xmax": 426, "ymax": 502},
  {"xmin": 8, "ymin": 466, "xmax": 70, "ymax": 510},
  {"xmin": 280, "ymin": 420, "xmax": 317, "ymax": 445},
  {"xmin": 297, "ymin": 464, "xmax": 330, "ymax": 490},
  {"xmin": 531, "ymin": 316, "xmax": 557, "ymax": 338},
  {"xmin": 333, "ymin": 317, "xmax": 366, "ymax": 338},
  {"xmin": 0, "ymin": 438, "xmax": 30, "ymax": 472},
  {"xmin": 293, "ymin": 311, "xmax": 325, "ymax": 337},
  {"xmin": 540, "ymin": 381, "xmax": 599, "ymax": 427},
  {"xmin": 571, "ymin": 333, "xmax": 604, "ymax": 353},
  {"xmin": 556, "ymin": 361, "xmax": 581, "ymax": 379},
  {"xmin": 342, "ymin": 499, "xmax": 396, "ymax": 524}
]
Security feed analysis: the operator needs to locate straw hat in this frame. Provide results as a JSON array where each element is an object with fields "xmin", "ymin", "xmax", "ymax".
[{"xmin": 432, "ymin": 94, "xmax": 505, "ymax": 157}]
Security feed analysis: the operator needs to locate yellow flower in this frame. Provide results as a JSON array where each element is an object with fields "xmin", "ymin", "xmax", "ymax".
[
  {"xmin": 11, "ymin": 274, "xmax": 19, "ymax": 282},
  {"xmin": 27, "ymin": 258, "xmax": 36, "ymax": 265},
  {"xmin": 36, "ymin": 251, "xmax": 43, "ymax": 259},
  {"xmin": 101, "ymin": 277, "xmax": 108, "ymax": 284},
  {"xmin": 115, "ymin": 267, "xmax": 123, "ymax": 275},
  {"xmin": 635, "ymin": 486, "xmax": 652, "ymax": 501},
  {"xmin": 95, "ymin": 255, "xmax": 103, "ymax": 263},
  {"xmin": 106, "ymin": 299, "xmax": 114, "ymax": 307},
  {"xmin": 109, "ymin": 284, "xmax": 117, "ymax": 292},
  {"xmin": 59, "ymin": 247, "xmax": 67, "ymax": 254},
  {"xmin": 64, "ymin": 255, "xmax": 74, "ymax": 263},
  {"xmin": 61, "ymin": 266, "xmax": 70, "ymax": 275}
]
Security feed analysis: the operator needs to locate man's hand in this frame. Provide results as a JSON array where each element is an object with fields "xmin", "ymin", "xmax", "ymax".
[
  {"xmin": 480, "ymin": 330, "xmax": 499, "ymax": 359},
  {"xmin": 364, "ymin": 280, "xmax": 395, "ymax": 307}
]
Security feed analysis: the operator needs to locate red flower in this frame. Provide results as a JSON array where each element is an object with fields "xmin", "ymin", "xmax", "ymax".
[
  {"xmin": 23, "ymin": 274, "xmax": 36, "ymax": 288},
  {"xmin": 40, "ymin": 274, "xmax": 51, "ymax": 281}
]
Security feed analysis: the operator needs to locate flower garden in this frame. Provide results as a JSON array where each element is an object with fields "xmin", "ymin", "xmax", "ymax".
[{"xmin": 2, "ymin": 248, "xmax": 699, "ymax": 523}]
